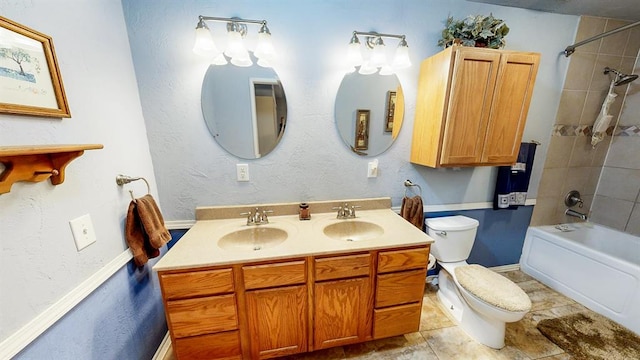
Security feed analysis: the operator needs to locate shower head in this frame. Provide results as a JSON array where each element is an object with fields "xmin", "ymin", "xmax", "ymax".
[{"xmin": 604, "ymin": 67, "xmax": 639, "ymax": 86}]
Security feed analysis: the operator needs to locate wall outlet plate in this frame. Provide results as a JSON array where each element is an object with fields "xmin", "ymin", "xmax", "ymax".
[
  {"xmin": 236, "ymin": 164, "xmax": 249, "ymax": 182},
  {"xmin": 69, "ymin": 214, "xmax": 97, "ymax": 251}
]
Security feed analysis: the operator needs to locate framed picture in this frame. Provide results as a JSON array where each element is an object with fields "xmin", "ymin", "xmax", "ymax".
[
  {"xmin": 0, "ymin": 16, "xmax": 70, "ymax": 117},
  {"xmin": 354, "ymin": 109, "xmax": 370, "ymax": 151},
  {"xmin": 385, "ymin": 91, "xmax": 396, "ymax": 132}
]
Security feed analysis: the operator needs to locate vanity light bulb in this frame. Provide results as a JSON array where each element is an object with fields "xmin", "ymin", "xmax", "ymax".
[
  {"xmin": 211, "ymin": 53, "xmax": 228, "ymax": 66},
  {"xmin": 346, "ymin": 42, "xmax": 363, "ymax": 67},
  {"xmin": 255, "ymin": 32, "xmax": 276, "ymax": 63},
  {"xmin": 193, "ymin": 27, "xmax": 220, "ymax": 57},
  {"xmin": 358, "ymin": 60, "xmax": 378, "ymax": 75},
  {"xmin": 392, "ymin": 44, "xmax": 411, "ymax": 69},
  {"xmin": 225, "ymin": 30, "xmax": 253, "ymax": 67},
  {"xmin": 369, "ymin": 43, "xmax": 387, "ymax": 68}
]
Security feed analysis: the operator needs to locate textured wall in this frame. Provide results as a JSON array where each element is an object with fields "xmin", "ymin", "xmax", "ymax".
[
  {"xmin": 121, "ymin": 0, "xmax": 578, "ymax": 221},
  {"xmin": 0, "ymin": 0, "xmax": 158, "ymax": 345}
]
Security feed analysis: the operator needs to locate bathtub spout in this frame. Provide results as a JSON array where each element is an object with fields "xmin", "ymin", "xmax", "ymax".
[{"xmin": 565, "ymin": 208, "xmax": 588, "ymax": 221}]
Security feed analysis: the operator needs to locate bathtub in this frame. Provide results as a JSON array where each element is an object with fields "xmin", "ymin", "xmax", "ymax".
[{"xmin": 520, "ymin": 222, "xmax": 640, "ymax": 335}]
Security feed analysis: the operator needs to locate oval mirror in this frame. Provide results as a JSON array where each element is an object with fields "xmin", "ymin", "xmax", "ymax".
[
  {"xmin": 202, "ymin": 63, "xmax": 287, "ymax": 159},
  {"xmin": 334, "ymin": 72, "xmax": 404, "ymax": 156}
]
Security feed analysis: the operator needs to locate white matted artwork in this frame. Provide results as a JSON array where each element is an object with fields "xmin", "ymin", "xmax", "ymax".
[{"xmin": 0, "ymin": 16, "xmax": 70, "ymax": 117}]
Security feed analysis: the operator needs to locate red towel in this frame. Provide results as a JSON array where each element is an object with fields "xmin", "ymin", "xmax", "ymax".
[{"xmin": 125, "ymin": 194, "xmax": 170, "ymax": 266}]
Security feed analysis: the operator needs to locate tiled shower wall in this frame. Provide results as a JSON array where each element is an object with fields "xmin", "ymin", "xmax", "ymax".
[{"xmin": 531, "ymin": 16, "xmax": 640, "ymax": 236}]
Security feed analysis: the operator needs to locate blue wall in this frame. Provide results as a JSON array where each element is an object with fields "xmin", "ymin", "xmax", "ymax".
[{"xmin": 427, "ymin": 206, "xmax": 535, "ymax": 267}]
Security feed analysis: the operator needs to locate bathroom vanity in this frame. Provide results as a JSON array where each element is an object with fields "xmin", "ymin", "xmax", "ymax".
[{"xmin": 154, "ymin": 198, "xmax": 433, "ymax": 359}]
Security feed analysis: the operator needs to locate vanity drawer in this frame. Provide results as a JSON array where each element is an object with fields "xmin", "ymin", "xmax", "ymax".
[
  {"xmin": 315, "ymin": 253, "xmax": 371, "ymax": 281},
  {"xmin": 377, "ymin": 246, "xmax": 429, "ymax": 273},
  {"xmin": 373, "ymin": 302, "xmax": 422, "ymax": 339},
  {"xmin": 243, "ymin": 260, "xmax": 306, "ymax": 290},
  {"xmin": 160, "ymin": 268, "xmax": 234, "ymax": 300},
  {"xmin": 167, "ymin": 294, "xmax": 238, "ymax": 338},
  {"xmin": 375, "ymin": 268, "xmax": 427, "ymax": 308},
  {"xmin": 173, "ymin": 331, "xmax": 242, "ymax": 360}
]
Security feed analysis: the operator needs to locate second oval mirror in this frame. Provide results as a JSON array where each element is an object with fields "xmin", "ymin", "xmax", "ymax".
[
  {"xmin": 334, "ymin": 72, "xmax": 404, "ymax": 156},
  {"xmin": 202, "ymin": 63, "xmax": 287, "ymax": 159}
]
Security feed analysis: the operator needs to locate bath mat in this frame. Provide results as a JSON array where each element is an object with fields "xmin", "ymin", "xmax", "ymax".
[{"xmin": 537, "ymin": 312, "xmax": 640, "ymax": 360}]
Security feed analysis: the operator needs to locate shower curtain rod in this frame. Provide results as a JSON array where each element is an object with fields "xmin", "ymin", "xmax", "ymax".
[{"xmin": 564, "ymin": 20, "xmax": 640, "ymax": 57}]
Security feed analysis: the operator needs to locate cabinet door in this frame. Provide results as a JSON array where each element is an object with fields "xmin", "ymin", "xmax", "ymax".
[
  {"xmin": 245, "ymin": 285, "xmax": 307, "ymax": 359},
  {"xmin": 481, "ymin": 52, "xmax": 540, "ymax": 164},
  {"xmin": 314, "ymin": 277, "xmax": 372, "ymax": 349},
  {"xmin": 440, "ymin": 48, "xmax": 501, "ymax": 166}
]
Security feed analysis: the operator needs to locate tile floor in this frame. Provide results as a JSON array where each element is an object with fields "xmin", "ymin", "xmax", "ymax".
[{"xmin": 165, "ymin": 270, "xmax": 599, "ymax": 360}]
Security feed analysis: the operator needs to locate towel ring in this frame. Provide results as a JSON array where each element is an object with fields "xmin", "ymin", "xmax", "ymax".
[
  {"xmin": 404, "ymin": 179, "xmax": 422, "ymax": 198},
  {"xmin": 116, "ymin": 174, "xmax": 151, "ymax": 200}
]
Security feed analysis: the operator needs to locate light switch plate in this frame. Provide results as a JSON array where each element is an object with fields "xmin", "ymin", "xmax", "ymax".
[{"xmin": 69, "ymin": 214, "xmax": 97, "ymax": 251}]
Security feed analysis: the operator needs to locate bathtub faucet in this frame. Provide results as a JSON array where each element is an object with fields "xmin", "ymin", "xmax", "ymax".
[{"xmin": 565, "ymin": 208, "xmax": 587, "ymax": 221}]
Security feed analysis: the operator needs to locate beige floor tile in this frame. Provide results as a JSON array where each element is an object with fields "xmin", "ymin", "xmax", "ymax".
[
  {"xmin": 421, "ymin": 326, "xmax": 529, "ymax": 360},
  {"xmin": 500, "ymin": 270, "xmax": 534, "ymax": 283},
  {"xmin": 420, "ymin": 295, "xmax": 455, "ymax": 331},
  {"xmin": 517, "ymin": 280, "xmax": 576, "ymax": 310}
]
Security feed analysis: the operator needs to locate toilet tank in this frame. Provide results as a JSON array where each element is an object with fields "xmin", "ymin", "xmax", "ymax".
[{"xmin": 425, "ymin": 215, "xmax": 479, "ymax": 262}]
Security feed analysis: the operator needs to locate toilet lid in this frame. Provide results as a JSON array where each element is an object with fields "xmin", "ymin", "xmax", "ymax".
[{"xmin": 454, "ymin": 265, "xmax": 531, "ymax": 312}]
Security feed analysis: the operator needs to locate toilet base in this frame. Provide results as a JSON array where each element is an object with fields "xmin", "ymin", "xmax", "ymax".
[{"xmin": 437, "ymin": 269, "xmax": 506, "ymax": 349}]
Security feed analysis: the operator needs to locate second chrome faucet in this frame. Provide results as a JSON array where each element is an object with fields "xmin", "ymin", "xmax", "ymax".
[
  {"xmin": 332, "ymin": 203, "xmax": 361, "ymax": 219},
  {"xmin": 241, "ymin": 207, "xmax": 273, "ymax": 226}
]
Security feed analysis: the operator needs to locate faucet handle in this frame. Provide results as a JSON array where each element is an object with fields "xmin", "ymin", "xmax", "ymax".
[
  {"xmin": 349, "ymin": 205, "xmax": 362, "ymax": 218},
  {"xmin": 261, "ymin": 210, "xmax": 273, "ymax": 223},
  {"xmin": 332, "ymin": 206, "xmax": 345, "ymax": 218},
  {"xmin": 240, "ymin": 210, "xmax": 255, "ymax": 225}
]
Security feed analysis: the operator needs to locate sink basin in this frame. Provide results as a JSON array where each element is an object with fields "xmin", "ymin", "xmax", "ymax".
[
  {"xmin": 323, "ymin": 220, "xmax": 384, "ymax": 242},
  {"xmin": 217, "ymin": 227, "xmax": 288, "ymax": 251}
]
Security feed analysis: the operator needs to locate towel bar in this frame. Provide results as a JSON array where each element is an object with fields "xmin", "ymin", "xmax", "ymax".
[{"xmin": 116, "ymin": 174, "xmax": 151, "ymax": 200}]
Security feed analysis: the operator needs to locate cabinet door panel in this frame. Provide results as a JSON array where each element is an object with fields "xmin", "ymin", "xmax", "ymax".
[
  {"xmin": 314, "ymin": 277, "xmax": 372, "ymax": 349},
  {"xmin": 167, "ymin": 294, "xmax": 238, "ymax": 338},
  {"xmin": 482, "ymin": 52, "xmax": 540, "ymax": 164},
  {"xmin": 441, "ymin": 49, "xmax": 500, "ymax": 165},
  {"xmin": 246, "ymin": 285, "xmax": 307, "ymax": 359}
]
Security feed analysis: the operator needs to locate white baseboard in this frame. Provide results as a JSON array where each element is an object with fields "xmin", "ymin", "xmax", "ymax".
[
  {"xmin": 489, "ymin": 264, "xmax": 521, "ymax": 273},
  {"xmin": 0, "ymin": 249, "xmax": 133, "ymax": 360},
  {"xmin": 152, "ymin": 332, "xmax": 171, "ymax": 360}
]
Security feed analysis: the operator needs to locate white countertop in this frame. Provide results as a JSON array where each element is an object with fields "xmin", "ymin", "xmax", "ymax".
[{"xmin": 154, "ymin": 208, "xmax": 433, "ymax": 271}]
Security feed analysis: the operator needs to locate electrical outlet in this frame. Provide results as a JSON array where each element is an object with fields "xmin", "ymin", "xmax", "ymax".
[
  {"xmin": 236, "ymin": 164, "xmax": 250, "ymax": 182},
  {"xmin": 69, "ymin": 214, "xmax": 97, "ymax": 251}
]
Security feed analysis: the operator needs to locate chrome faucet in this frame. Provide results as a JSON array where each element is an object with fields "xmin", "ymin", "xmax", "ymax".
[
  {"xmin": 332, "ymin": 203, "xmax": 361, "ymax": 219},
  {"xmin": 565, "ymin": 208, "xmax": 587, "ymax": 221},
  {"xmin": 240, "ymin": 208, "xmax": 273, "ymax": 225}
]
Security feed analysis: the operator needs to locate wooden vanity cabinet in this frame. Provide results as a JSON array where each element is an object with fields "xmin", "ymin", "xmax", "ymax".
[
  {"xmin": 410, "ymin": 45, "xmax": 540, "ymax": 167},
  {"xmin": 373, "ymin": 247, "xmax": 429, "ymax": 339},
  {"xmin": 313, "ymin": 253, "xmax": 373, "ymax": 349},
  {"xmin": 158, "ymin": 245, "xmax": 430, "ymax": 359}
]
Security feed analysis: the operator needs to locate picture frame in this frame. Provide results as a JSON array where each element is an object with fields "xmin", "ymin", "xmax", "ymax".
[
  {"xmin": 0, "ymin": 16, "xmax": 71, "ymax": 118},
  {"xmin": 354, "ymin": 109, "xmax": 370, "ymax": 151},
  {"xmin": 384, "ymin": 90, "xmax": 396, "ymax": 132}
]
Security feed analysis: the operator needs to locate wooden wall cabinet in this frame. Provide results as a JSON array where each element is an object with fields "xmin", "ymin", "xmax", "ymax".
[
  {"xmin": 158, "ymin": 245, "xmax": 429, "ymax": 360},
  {"xmin": 410, "ymin": 45, "xmax": 540, "ymax": 167}
]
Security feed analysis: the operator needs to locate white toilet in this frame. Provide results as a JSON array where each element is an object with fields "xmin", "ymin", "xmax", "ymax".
[{"xmin": 425, "ymin": 215, "xmax": 531, "ymax": 349}]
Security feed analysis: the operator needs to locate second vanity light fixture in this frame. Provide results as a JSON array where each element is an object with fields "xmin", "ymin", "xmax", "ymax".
[
  {"xmin": 347, "ymin": 31, "xmax": 411, "ymax": 75},
  {"xmin": 192, "ymin": 15, "xmax": 276, "ymax": 68}
]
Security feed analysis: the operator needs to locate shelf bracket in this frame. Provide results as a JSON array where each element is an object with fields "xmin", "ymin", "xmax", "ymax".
[{"xmin": 0, "ymin": 144, "xmax": 102, "ymax": 195}]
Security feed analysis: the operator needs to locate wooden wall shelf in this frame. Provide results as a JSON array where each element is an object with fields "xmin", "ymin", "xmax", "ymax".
[{"xmin": 0, "ymin": 144, "xmax": 103, "ymax": 194}]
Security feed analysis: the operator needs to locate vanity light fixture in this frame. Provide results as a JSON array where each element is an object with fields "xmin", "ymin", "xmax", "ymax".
[
  {"xmin": 346, "ymin": 31, "xmax": 411, "ymax": 75},
  {"xmin": 192, "ymin": 15, "xmax": 276, "ymax": 68}
]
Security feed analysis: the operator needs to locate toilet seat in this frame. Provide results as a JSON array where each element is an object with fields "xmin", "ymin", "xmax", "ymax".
[{"xmin": 454, "ymin": 264, "xmax": 531, "ymax": 313}]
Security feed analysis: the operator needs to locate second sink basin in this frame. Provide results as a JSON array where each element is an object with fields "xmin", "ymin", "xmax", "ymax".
[
  {"xmin": 323, "ymin": 220, "xmax": 384, "ymax": 242},
  {"xmin": 218, "ymin": 227, "xmax": 288, "ymax": 251}
]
